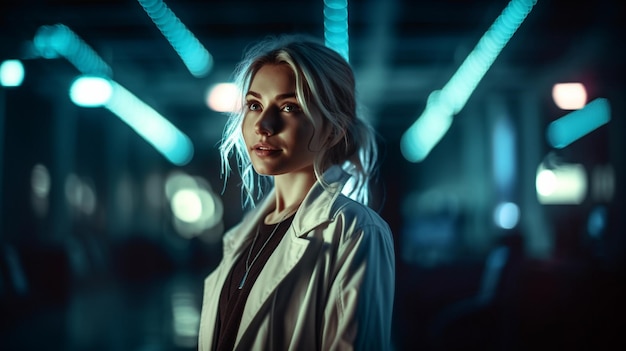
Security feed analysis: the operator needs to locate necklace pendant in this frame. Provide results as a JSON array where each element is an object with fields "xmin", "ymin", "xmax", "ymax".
[{"xmin": 238, "ymin": 270, "xmax": 249, "ymax": 290}]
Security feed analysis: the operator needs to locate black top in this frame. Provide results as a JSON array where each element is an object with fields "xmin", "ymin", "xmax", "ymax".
[{"xmin": 215, "ymin": 214, "xmax": 295, "ymax": 351}]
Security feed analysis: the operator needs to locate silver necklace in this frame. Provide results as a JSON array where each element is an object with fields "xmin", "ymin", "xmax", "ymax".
[{"xmin": 238, "ymin": 214, "xmax": 289, "ymax": 290}]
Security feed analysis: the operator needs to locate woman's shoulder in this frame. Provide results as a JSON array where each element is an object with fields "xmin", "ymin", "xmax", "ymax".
[
  {"xmin": 331, "ymin": 194, "xmax": 391, "ymax": 232},
  {"xmin": 320, "ymin": 195, "xmax": 394, "ymax": 254}
]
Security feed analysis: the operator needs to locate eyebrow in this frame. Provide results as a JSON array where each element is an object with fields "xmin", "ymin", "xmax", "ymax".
[{"xmin": 246, "ymin": 91, "xmax": 297, "ymax": 101}]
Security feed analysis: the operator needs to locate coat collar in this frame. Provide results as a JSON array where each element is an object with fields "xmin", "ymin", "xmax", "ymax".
[
  {"xmin": 222, "ymin": 165, "xmax": 351, "ymax": 255},
  {"xmin": 291, "ymin": 165, "xmax": 350, "ymax": 235}
]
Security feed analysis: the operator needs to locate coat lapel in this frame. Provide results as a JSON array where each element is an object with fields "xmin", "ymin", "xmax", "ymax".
[
  {"xmin": 232, "ymin": 166, "xmax": 350, "ymax": 348},
  {"xmin": 235, "ymin": 226, "xmax": 311, "ymax": 347},
  {"xmin": 213, "ymin": 165, "xmax": 351, "ymax": 349},
  {"xmin": 200, "ymin": 202, "xmax": 270, "ymax": 351}
]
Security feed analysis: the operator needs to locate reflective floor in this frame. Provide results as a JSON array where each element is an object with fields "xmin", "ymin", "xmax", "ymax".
[
  {"xmin": 2, "ymin": 271, "xmax": 204, "ymax": 351},
  {"xmin": 2, "ymin": 242, "xmax": 624, "ymax": 351}
]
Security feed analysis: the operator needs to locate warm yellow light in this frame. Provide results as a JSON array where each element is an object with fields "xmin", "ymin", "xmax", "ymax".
[
  {"xmin": 552, "ymin": 82, "xmax": 587, "ymax": 110},
  {"xmin": 206, "ymin": 83, "xmax": 241, "ymax": 113}
]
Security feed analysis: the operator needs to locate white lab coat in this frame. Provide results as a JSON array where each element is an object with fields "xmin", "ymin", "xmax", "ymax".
[{"xmin": 198, "ymin": 166, "xmax": 395, "ymax": 350}]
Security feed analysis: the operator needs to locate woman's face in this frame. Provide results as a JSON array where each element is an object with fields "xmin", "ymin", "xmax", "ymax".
[{"xmin": 242, "ymin": 64, "xmax": 323, "ymax": 176}]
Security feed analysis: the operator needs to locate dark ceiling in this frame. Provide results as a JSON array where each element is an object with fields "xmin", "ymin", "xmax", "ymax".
[{"xmin": 1, "ymin": 0, "xmax": 624, "ymax": 153}]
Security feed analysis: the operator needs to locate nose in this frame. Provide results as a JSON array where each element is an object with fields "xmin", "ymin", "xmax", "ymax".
[{"xmin": 255, "ymin": 106, "xmax": 281, "ymax": 136}]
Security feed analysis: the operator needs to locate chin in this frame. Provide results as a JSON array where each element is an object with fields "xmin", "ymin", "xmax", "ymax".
[{"xmin": 251, "ymin": 165, "xmax": 277, "ymax": 176}]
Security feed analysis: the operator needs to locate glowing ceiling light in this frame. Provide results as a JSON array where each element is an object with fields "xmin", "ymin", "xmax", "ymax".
[
  {"xmin": 34, "ymin": 24, "xmax": 112, "ymax": 77},
  {"xmin": 33, "ymin": 23, "xmax": 191, "ymax": 165},
  {"xmin": 171, "ymin": 188, "xmax": 203, "ymax": 223},
  {"xmin": 536, "ymin": 162, "xmax": 587, "ymax": 205},
  {"xmin": 324, "ymin": 0, "xmax": 349, "ymax": 62},
  {"xmin": 165, "ymin": 171, "xmax": 224, "ymax": 240},
  {"xmin": 105, "ymin": 81, "xmax": 194, "ymax": 165},
  {"xmin": 400, "ymin": 90, "xmax": 453, "ymax": 162},
  {"xmin": 137, "ymin": 0, "xmax": 213, "ymax": 77},
  {"xmin": 0, "ymin": 60, "xmax": 25, "ymax": 87},
  {"xmin": 535, "ymin": 168, "xmax": 557, "ymax": 196},
  {"xmin": 552, "ymin": 82, "xmax": 587, "ymax": 110},
  {"xmin": 546, "ymin": 98, "xmax": 611, "ymax": 149},
  {"xmin": 69, "ymin": 76, "xmax": 113, "ymax": 107},
  {"xmin": 401, "ymin": 0, "xmax": 537, "ymax": 163}
]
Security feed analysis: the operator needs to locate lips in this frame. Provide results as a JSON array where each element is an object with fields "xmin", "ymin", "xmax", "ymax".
[{"xmin": 252, "ymin": 142, "xmax": 281, "ymax": 157}]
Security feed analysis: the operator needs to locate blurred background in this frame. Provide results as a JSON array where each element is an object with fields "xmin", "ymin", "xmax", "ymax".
[{"xmin": 0, "ymin": 0, "xmax": 624, "ymax": 350}]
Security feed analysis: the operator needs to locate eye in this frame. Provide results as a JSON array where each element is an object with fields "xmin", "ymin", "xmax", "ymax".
[
  {"xmin": 247, "ymin": 101, "xmax": 262, "ymax": 111},
  {"xmin": 282, "ymin": 104, "xmax": 301, "ymax": 113}
]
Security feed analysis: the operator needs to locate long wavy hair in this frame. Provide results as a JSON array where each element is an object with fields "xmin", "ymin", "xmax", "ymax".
[{"xmin": 219, "ymin": 34, "xmax": 380, "ymax": 209}]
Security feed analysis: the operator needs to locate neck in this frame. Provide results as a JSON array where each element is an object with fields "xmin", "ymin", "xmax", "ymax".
[{"xmin": 265, "ymin": 169, "xmax": 317, "ymax": 224}]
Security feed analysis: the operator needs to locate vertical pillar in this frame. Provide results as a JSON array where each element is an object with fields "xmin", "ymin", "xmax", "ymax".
[
  {"xmin": 487, "ymin": 94, "xmax": 517, "ymax": 202},
  {"xmin": 460, "ymin": 99, "xmax": 491, "ymax": 254},
  {"xmin": 519, "ymin": 91, "xmax": 551, "ymax": 258},
  {"xmin": 50, "ymin": 103, "xmax": 77, "ymax": 243},
  {"xmin": 105, "ymin": 119, "xmax": 131, "ymax": 240}
]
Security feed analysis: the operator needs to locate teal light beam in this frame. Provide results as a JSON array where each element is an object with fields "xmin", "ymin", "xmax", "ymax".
[
  {"xmin": 34, "ymin": 24, "xmax": 112, "ymax": 77},
  {"xmin": 401, "ymin": 0, "xmax": 538, "ymax": 163},
  {"xmin": 547, "ymin": 98, "xmax": 611, "ymax": 149},
  {"xmin": 324, "ymin": 0, "xmax": 349, "ymax": 62},
  {"xmin": 105, "ymin": 81, "xmax": 194, "ymax": 166},
  {"xmin": 68, "ymin": 76, "xmax": 194, "ymax": 165},
  {"xmin": 137, "ymin": 0, "xmax": 213, "ymax": 77},
  {"xmin": 32, "ymin": 24, "xmax": 194, "ymax": 165}
]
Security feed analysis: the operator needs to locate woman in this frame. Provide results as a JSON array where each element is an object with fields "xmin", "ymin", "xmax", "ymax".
[{"xmin": 198, "ymin": 34, "xmax": 395, "ymax": 351}]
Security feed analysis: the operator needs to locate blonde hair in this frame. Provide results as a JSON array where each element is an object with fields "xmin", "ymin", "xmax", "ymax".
[{"xmin": 219, "ymin": 34, "xmax": 380, "ymax": 209}]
